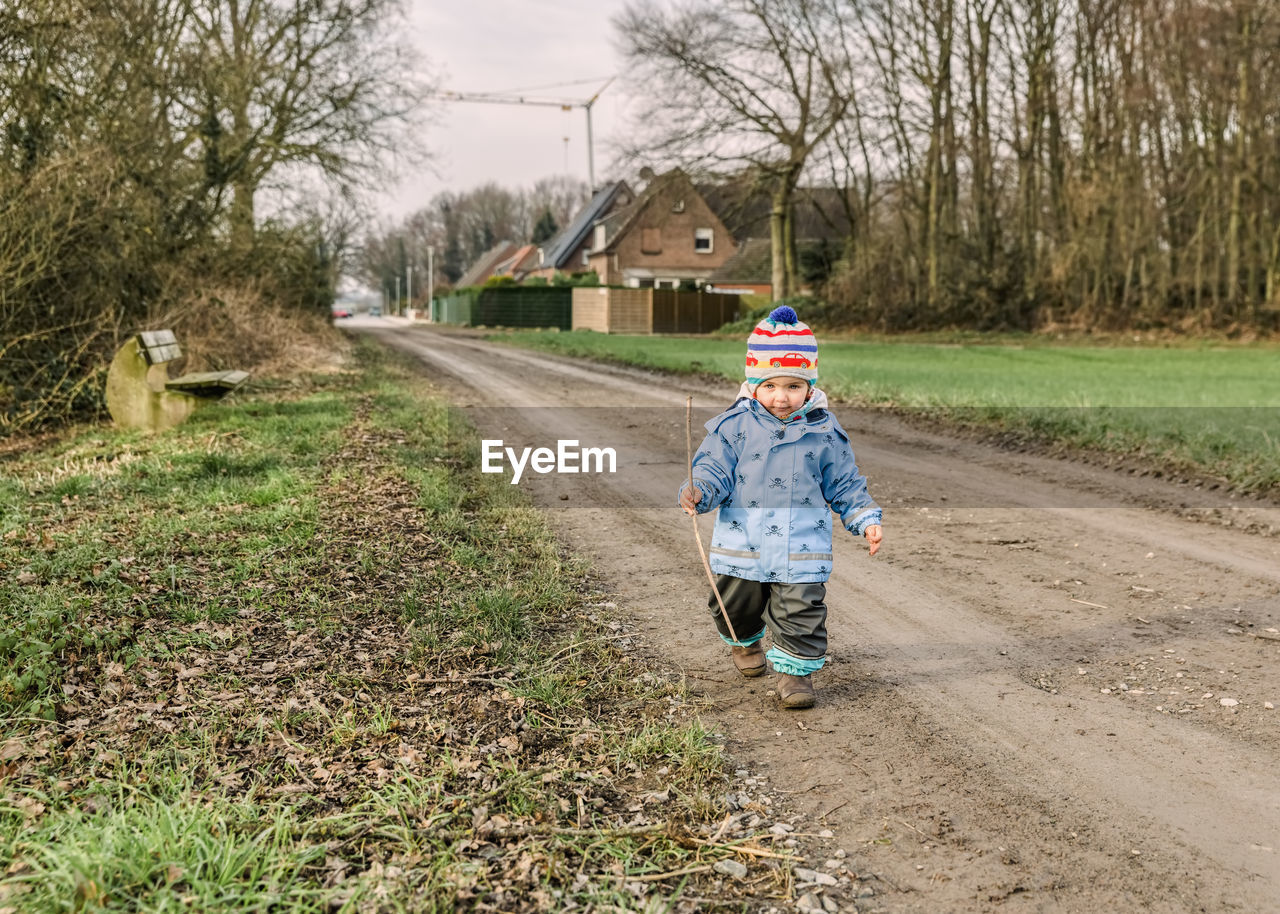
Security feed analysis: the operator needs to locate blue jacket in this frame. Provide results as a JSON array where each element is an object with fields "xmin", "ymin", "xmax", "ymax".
[{"xmin": 680, "ymin": 387, "xmax": 881, "ymax": 583}]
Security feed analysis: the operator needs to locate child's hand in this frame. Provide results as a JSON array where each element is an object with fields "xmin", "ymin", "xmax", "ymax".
[
  {"xmin": 680, "ymin": 485, "xmax": 702, "ymax": 516},
  {"xmin": 864, "ymin": 524, "xmax": 883, "ymax": 556}
]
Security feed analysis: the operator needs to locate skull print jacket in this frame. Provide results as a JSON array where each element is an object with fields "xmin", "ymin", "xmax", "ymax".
[{"xmin": 679, "ymin": 385, "xmax": 882, "ymax": 583}]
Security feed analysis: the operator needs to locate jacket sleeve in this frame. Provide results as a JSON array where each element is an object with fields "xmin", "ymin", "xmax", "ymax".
[
  {"xmin": 677, "ymin": 427, "xmax": 738, "ymax": 514},
  {"xmin": 820, "ymin": 429, "xmax": 882, "ymax": 535}
]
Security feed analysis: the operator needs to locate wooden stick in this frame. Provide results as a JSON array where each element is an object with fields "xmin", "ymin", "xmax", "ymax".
[{"xmin": 688, "ymin": 396, "xmax": 739, "ymax": 644}]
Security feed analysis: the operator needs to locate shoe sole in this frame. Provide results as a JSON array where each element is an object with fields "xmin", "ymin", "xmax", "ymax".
[
  {"xmin": 736, "ymin": 665, "xmax": 767, "ymax": 678},
  {"xmin": 779, "ymin": 694, "xmax": 815, "ymax": 709}
]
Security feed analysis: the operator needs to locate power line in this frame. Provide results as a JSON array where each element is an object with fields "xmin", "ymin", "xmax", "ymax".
[
  {"xmin": 430, "ymin": 78, "xmax": 615, "ymax": 189},
  {"xmin": 477, "ymin": 75, "xmax": 615, "ymax": 95}
]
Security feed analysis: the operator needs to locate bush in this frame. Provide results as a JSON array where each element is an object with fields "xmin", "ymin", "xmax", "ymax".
[
  {"xmin": 145, "ymin": 282, "xmax": 352, "ymax": 380},
  {"xmin": 713, "ymin": 296, "xmax": 824, "ymax": 335},
  {"xmin": 550, "ymin": 270, "xmax": 600, "ymax": 287}
]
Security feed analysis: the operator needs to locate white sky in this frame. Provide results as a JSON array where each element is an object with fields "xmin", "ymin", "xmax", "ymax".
[{"xmin": 377, "ymin": 0, "xmax": 633, "ymax": 219}]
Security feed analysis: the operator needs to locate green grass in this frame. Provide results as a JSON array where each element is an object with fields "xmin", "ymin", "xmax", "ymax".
[
  {"xmin": 0, "ymin": 340, "xmax": 755, "ymax": 912},
  {"xmin": 1, "ymin": 782, "xmax": 331, "ymax": 913},
  {"xmin": 492, "ymin": 330, "xmax": 1280, "ymax": 493}
]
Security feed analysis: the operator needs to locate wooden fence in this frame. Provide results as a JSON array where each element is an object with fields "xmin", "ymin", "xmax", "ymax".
[{"xmin": 571, "ymin": 288, "xmax": 740, "ymax": 333}]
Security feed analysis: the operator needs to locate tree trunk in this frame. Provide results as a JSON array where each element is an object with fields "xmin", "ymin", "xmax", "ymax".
[
  {"xmin": 230, "ymin": 179, "xmax": 255, "ymax": 249},
  {"xmin": 965, "ymin": 0, "xmax": 996, "ymax": 275},
  {"xmin": 770, "ymin": 192, "xmax": 787, "ymax": 302},
  {"xmin": 1225, "ymin": 14, "xmax": 1250, "ymax": 318},
  {"xmin": 783, "ymin": 203, "xmax": 798, "ymax": 297}
]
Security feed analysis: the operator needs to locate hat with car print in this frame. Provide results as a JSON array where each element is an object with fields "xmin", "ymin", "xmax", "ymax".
[{"xmin": 745, "ymin": 305, "xmax": 818, "ymax": 391}]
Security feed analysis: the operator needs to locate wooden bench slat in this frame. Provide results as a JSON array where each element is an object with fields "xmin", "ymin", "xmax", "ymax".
[
  {"xmin": 137, "ymin": 330, "xmax": 183, "ymax": 365},
  {"xmin": 139, "ymin": 329, "xmax": 178, "ymax": 347},
  {"xmin": 165, "ymin": 370, "xmax": 250, "ymax": 396}
]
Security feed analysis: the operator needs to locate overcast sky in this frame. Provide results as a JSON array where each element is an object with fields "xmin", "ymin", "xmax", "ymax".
[{"xmin": 376, "ymin": 0, "xmax": 633, "ymax": 219}]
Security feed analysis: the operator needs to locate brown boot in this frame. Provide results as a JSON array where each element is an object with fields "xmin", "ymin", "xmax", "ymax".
[
  {"xmin": 776, "ymin": 673, "xmax": 816, "ymax": 709},
  {"xmin": 730, "ymin": 643, "xmax": 767, "ymax": 678}
]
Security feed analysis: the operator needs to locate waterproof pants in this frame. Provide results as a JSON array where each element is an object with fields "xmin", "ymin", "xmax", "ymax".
[{"xmin": 709, "ymin": 575, "xmax": 828, "ymax": 675}]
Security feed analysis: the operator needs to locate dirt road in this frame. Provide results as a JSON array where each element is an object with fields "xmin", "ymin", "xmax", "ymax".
[{"xmin": 365, "ymin": 323, "xmax": 1280, "ymax": 912}]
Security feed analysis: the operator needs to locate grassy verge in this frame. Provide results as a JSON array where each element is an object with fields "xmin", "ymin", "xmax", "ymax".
[
  {"xmin": 0, "ymin": 342, "xmax": 801, "ymax": 912},
  {"xmin": 488, "ymin": 330, "xmax": 1280, "ymax": 496}
]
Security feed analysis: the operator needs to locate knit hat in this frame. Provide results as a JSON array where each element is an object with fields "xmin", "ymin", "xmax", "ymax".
[{"xmin": 745, "ymin": 305, "xmax": 818, "ymax": 390}]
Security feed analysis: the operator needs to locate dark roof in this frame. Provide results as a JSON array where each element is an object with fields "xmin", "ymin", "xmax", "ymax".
[
  {"xmin": 698, "ymin": 183, "xmax": 853, "ymax": 242},
  {"xmin": 456, "ymin": 241, "xmax": 518, "ymax": 288},
  {"xmin": 709, "ymin": 237, "xmax": 772, "ymax": 283},
  {"xmin": 540, "ymin": 181, "xmax": 634, "ymax": 268},
  {"xmin": 708, "ymin": 236, "xmax": 841, "ymax": 284}
]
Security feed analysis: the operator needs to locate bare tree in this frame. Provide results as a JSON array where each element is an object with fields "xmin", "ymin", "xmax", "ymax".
[
  {"xmin": 524, "ymin": 175, "xmax": 590, "ymax": 238},
  {"xmin": 178, "ymin": 0, "xmax": 427, "ymax": 247},
  {"xmin": 614, "ymin": 0, "xmax": 857, "ymax": 299}
]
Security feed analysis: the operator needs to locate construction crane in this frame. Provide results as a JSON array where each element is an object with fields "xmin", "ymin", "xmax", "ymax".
[{"xmin": 429, "ymin": 77, "xmax": 615, "ymax": 190}]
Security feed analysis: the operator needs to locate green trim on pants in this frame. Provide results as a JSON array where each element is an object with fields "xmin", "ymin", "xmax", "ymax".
[{"xmin": 708, "ymin": 575, "xmax": 828, "ymax": 667}]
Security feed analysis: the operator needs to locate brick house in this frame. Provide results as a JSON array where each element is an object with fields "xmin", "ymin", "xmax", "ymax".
[
  {"xmin": 526, "ymin": 181, "xmax": 635, "ymax": 280},
  {"xmin": 585, "ymin": 170, "xmax": 735, "ymax": 288}
]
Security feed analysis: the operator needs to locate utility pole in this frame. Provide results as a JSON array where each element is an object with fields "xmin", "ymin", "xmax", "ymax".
[
  {"xmin": 394, "ymin": 276, "xmax": 400, "ymax": 316},
  {"xmin": 407, "ymin": 264, "xmax": 414, "ymax": 318},
  {"xmin": 427, "ymin": 247, "xmax": 435, "ymax": 321}
]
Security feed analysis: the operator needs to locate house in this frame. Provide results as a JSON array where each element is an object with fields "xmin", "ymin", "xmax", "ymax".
[
  {"xmin": 707, "ymin": 237, "xmax": 773, "ymax": 297},
  {"xmin": 455, "ymin": 240, "xmax": 519, "ymax": 288},
  {"xmin": 527, "ymin": 181, "xmax": 635, "ymax": 279},
  {"xmin": 584, "ymin": 170, "xmax": 735, "ymax": 288},
  {"xmin": 699, "ymin": 181, "xmax": 856, "ymax": 298},
  {"xmin": 492, "ymin": 243, "xmax": 538, "ymax": 281}
]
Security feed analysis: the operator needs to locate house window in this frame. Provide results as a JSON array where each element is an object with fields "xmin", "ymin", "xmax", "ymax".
[
  {"xmin": 672, "ymin": 199, "xmax": 685, "ymax": 213},
  {"xmin": 581, "ymin": 250, "xmax": 590, "ymax": 266},
  {"xmin": 694, "ymin": 228, "xmax": 714, "ymax": 253},
  {"xmin": 641, "ymin": 227, "xmax": 662, "ymax": 254},
  {"xmin": 537, "ymin": 248, "xmax": 545, "ymax": 266},
  {"xmin": 593, "ymin": 223, "xmax": 606, "ymax": 251},
  {"xmin": 655, "ymin": 278, "xmax": 679, "ymax": 289}
]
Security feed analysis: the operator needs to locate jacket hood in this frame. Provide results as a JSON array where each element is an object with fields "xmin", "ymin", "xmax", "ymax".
[{"xmin": 734, "ymin": 381, "xmax": 830, "ymax": 421}]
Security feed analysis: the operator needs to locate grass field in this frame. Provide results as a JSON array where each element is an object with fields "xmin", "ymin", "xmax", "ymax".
[
  {"xmin": 0, "ymin": 342, "xmax": 790, "ymax": 911},
  {"xmin": 492, "ymin": 330, "xmax": 1280, "ymax": 495}
]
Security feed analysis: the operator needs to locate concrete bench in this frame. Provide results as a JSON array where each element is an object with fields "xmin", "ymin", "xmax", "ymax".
[{"xmin": 105, "ymin": 330, "xmax": 249, "ymax": 431}]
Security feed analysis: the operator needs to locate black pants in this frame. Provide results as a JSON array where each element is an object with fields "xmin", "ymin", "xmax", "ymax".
[{"xmin": 709, "ymin": 575, "xmax": 828, "ymax": 664}]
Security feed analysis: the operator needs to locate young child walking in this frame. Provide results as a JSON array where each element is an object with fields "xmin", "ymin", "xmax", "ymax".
[{"xmin": 679, "ymin": 306, "xmax": 883, "ymax": 709}]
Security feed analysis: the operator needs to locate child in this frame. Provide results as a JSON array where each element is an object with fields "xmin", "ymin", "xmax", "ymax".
[{"xmin": 678, "ymin": 306, "xmax": 883, "ymax": 709}]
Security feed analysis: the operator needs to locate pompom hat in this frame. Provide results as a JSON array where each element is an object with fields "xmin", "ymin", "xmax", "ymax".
[{"xmin": 745, "ymin": 305, "xmax": 818, "ymax": 390}]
